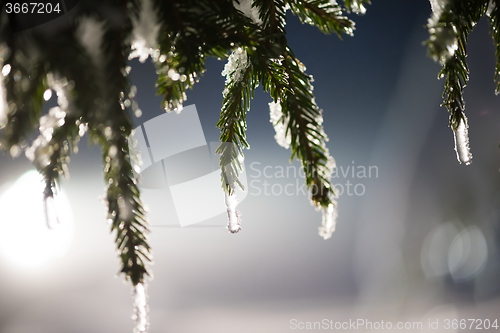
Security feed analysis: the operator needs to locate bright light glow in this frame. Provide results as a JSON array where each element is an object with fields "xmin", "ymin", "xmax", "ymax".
[
  {"xmin": 448, "ymin": 226, "xmax": 488, "ymax": 281},
  {"xmin": 0, "ymin": 171, "xmax": 74, "ymax": 267},
  {"xmin": 1, "ymin": 64, "xmax": 11, "ymax": 76},
  {"xmin": 421, "ymin": 222, "xmax": 459, "ymax": 277},
  {"xmin": 43, "ymin": 89, "xmax": 52, "ymax": 101}
]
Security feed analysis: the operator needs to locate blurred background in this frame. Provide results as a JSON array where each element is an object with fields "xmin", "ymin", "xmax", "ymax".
[{"xmin": 1, "ymin": 1, "xmax": 500, "ymax": 332}]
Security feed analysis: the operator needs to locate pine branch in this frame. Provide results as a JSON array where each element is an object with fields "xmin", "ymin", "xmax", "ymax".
[
  {"xmin": 217, "ymin": 48, "xmax": 257, "ymax": 194},
  {"xmin": 35, "ymin": 111, "xmax": 80, "ymax": 228},
  {"xmin": 84, "ymin": 8, "xmax": 151, "ymax": 286},
  {"xmin": 426, "ymin": 0, "xmax": 488, "ymax": 164},
  {"xmin": 286, "ymin": 0, "xmax": 355, "ymax": 37},
  {"xmin": 488, "ymin": 0, "xmax": 500, "ymax": 94},
  {"xmin": 427, "ymin": 0, "xmax": 487, "ymax": 130},
  {"xmin": 0, "ymin": 2, "xmax": 376, "ymax": 331},
  {"xmin": 252, "ymin": 0, "xmax": 337, "ymax": 231},
  {"xmin": 279, "ymin": 49, "xmax": 336, "ymax": 208},
  {"xmin": 153, "ymin": 0, "xmax": 265, "ymax": 112},
  {"xmin": 1, "ymin": 53, "xmax": 46, "ymax": 151},
  {"xmin": 220, "ymin": 0, "xmax": 340, "ymax": 239},
  {"xmin": 35, "ymin": 29, "xmax": 105, "ymax": 204}
]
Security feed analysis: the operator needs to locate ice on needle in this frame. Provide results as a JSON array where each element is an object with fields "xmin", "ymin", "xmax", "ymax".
[
  {"xmin": 453, "ymin": 117, "xmax": 472, "ymax": 165},
  {"xmin": 318, "ymin": 203, "xmax": 337, "ymax": 240},
  {"xmin": 132, "ymin": 283, "xmax": 149, "ymax": 333},
  {"xmin": 269, "ymin": 99, "xmax": 292, "ymax": 149},
  {"xmin": 225, "ymin": 191, "xmax": 242, "ymax": 233}
]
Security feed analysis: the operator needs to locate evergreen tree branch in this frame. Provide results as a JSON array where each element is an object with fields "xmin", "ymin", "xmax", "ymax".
[
  {"xmin": 215, "ymin": 0, "xmax": 286, "ymax": 196},
  {"xmin": 217, "ymin": 48, "xmax": 257, "ymax": 193},
  {"xmin": 1, "ymin": 51, "xmax": 46, "ymax": 151},
  {"xmin": 254, "ymin": 0, "xmax": 337, "ymax": 210},
  {"xmin": 35, "ymin": 29, "xmax": 104, "ymax": 202},
  {"xmin": 153, "ymin": 0, "xmax": 266, "ymax": 112},
  {"xmin": 426, "ymin": 0, "xmax": 490, "ymax": 164},
  {"xmin": 285, "ymin": 0, "xmax": 355, "ymax": 37},
  {"xmin": 427, "ymin": 0, "xmax": 487, "ymax": 131},
  {"xmin": 85, "ymin": 9, "xmax": 151, "ymax": 286},
  {"xmin": 488, "ymin": 0, "xmax": 500, "ymax": 94},
  {"xmin": 279, "ymin": 49, "xmax": 336, "ymax": 208}
]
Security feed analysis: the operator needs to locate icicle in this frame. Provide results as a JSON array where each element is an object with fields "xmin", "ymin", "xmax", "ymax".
[
  {"xmin": 132, "ymin": 283, "xmax": 149, "ymax": 333},
  {"xmin": 44, "ymin": 192, "xmax": 61, "ymax": 229},
  {"xmin": 269, "ymin": 99, "xmax": 292, "ymax": 149},
  {"xmin": 225, "ymin": 191, "xmax": 242, "ymax": 233},
  {"xmin": 453, "ymin": 117, "xmax": 472, "ymax": 165},
  {"xmin": 318, "ymin": 203, "xmax": 337, "ymax": 240}
]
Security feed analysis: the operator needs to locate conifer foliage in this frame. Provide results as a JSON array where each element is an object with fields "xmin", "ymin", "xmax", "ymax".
[
  {"xmin": 0, "ymin": 1, "xmax": 369, "ymax": 331},
  {"xmin": 426, "ymin": 0, "xmax": 500, "ymax": 164},
  {"xmin": 2, "ymin": 0, "xmax": 500, "ymax": 331},
  {"xmin": 4, "ymin": 0, "xmax": 500, "ymax": 331}
]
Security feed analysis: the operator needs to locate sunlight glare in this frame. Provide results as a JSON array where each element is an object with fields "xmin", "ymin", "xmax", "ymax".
[{"xmin": 0, "ymin": 171, "xmax": 74, "ymax": 267}]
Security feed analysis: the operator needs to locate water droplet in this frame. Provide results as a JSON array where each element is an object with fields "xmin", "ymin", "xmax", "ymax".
[
  {"xmin": 13, "ymin": 71, "xmax": 21, "ymax": 82},
  {"xmin": 43, "ymin": 89, "xmax": 52, "ymax": 101},
  {"xmin": 167, "ymin": 68, "xmax": 180, "ymax": 81},
  {"xmin": 9, "ymin": 145, "xmax": 20, "ymax": 158},
  {"xmin": 104, "ymin": 127, "xmax": 113, "ymax": 140},
  {"xmin": 109, "ymin": 145, "xmax": 118, "ymax": 158},
  {"xmin": 1, "ymin": 64, "xmax": 11, "ymax": 76},
  {"xmin": 129, "ymin": 85, "xmax": 137, "ymax": 98}
]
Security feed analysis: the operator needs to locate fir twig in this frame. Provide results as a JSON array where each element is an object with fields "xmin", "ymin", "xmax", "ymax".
[
  {"xmin": 487, "ymin": 0, "xmax": 500, "ymax": 94},
  {"xmin": 153, "ymin": 0, "xmax": 265, "ymax": 112},
  {"xmin": 255, "ymin": 0, "xmax": 337, "ymax": 209},
  {"xmin": 426, "ymin": 0, "xmax": 489, "ymax": 164},
  {"xmin": 92, "ymin": 9, "xmax": 151, "ymax": 286},
  {"xmin": 1, "ymin": 54, "xmax": 46, "ymax": 151},
  {"xmin": 426, "ymin": 0, "xmax": 487, "ymax": 130},
  {"xmin": 217, "ymin": 48, "xmax": 256, "ymax": 194},
  {"xmin": 286, "ymin": 0, "xmax": 355, "ymax": 37}
]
